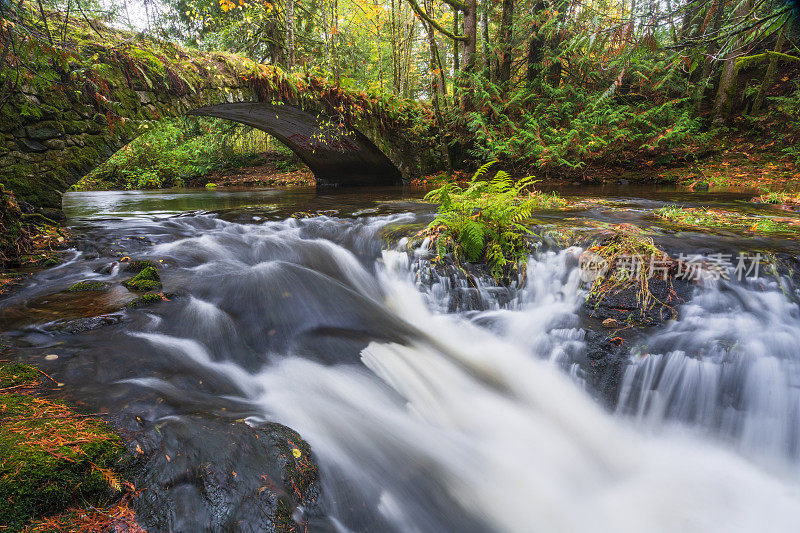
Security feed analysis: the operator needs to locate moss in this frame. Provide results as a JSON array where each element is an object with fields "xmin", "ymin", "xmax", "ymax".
[
  {"xmin": 1, "ymin": 172, "xmax": 63, "ymax": 209},
  {"xmin": 125, "ymin": 292, "xmax": 164, "ymax": 308},
  {"xmin": 205, "ymin": 182, "xmax": 218, "ymax": 189},
  {"xmin": 127, "ymin": 47, "xmax": 167, "ymax": 78},
  {"xmin": 124, "ymin": 279, "xmax": 162, "ymax": 291},
  {"xmin": 0, "ymin": 391, "xmax": 124, "ymax": 530},
  {"xmin": 123, "ymin": 259, "xmax": 158, "ymax": 273},
  {"xmin": 0, "ymin": 363, "xmax": 40, "ymax": 388},
  {"xmin": 122, "ymin": 266, "xmax": 161, "ymax": 292},
  {"xmin": 65, "ymin": 280, "xmax": 108, "ymax": 292}
]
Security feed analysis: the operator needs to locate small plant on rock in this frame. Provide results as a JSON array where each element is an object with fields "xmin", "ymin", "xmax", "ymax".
[{"xmin": 422, "ymin": 162, "xmax": 565, "ymax": 280}]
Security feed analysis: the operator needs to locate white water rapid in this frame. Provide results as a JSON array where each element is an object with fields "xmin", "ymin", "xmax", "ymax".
[{"xmin": 125, "ymin": 214, "xmax": 800, "ymax": 532}]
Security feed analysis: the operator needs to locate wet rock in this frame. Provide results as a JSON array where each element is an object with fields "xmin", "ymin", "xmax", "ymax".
[
  {"xmin": 126, "ymin": 292, "xmax": 165, "ymax": 308},
  {"xmin": 17, "ymin": 138, "xmax": 47, "ymax": 153},
  {"xmin": 602, "ymin": 318, "xmax": 619, "ymax": 328},
  {"xmin": 38, "ymin": 207, "xmax": 65, "ymax": 222},
  {"xmin": 126, "ymin": 416, "xmax": 326, "ymax": 532},
  {"xmin": 586, "ymin": 277, "xmax": 692, "ymax": 327},
  {"xmin": 584, "ymin": 331, "xmax": 630, "ymax": 408},
  {"xmin": 94, "ymin": 262, "xmax": 117, "ymax": 275},
  {"xmin": 692, "ymin": 182, "xmax": 710, "ymax": 192},
  {"xmin": 48, "ymin": 313, "xmax": 124, "ymax": 333},
  {"xmin": 65, "ymin": 280, "xmax": 109, "ymax": 292}
]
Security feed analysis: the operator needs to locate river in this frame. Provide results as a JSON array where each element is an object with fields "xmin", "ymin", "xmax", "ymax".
[{"xmin": 2, "ymin": 186, "xmax": 800, "ymax": 532}]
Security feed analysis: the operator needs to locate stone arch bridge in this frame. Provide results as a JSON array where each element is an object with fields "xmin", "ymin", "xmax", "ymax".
[{"xmin": 0, "ymin": 25, "xmax": 440, "ymax": 208}]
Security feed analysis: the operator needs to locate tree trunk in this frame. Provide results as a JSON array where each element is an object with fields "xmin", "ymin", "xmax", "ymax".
[
  {"xmin": 497, "ymin": 0, "xmax": 514, "ymax": 85},
  {"xmin": 546, "ymin": 0, "xmax": 567, "ymax": 88},
  {"xmin": 693, "ymin": 0, "xmax": 725, "ymax": 114},
  {"xmin": 525, "ymin": 0, "xmax": 547, "ymax": 89},
  {"xmin": 460, "ymin": 0, "xmax": 477, "ymax": 106},
  {"xmin": 285, "ymin": 0, "xmax": 295, "ymax": 70},
  {"xmin": 391, "ymin": 0, "xmax": 400, "ymax": 93},
  {"xmin": 424, "ymin": 0, "xmax": 448, "ymax": 103},
  {"xmin": 753, "ymin": 21, "xmax": 788, "ymax": 114},
  {"xmin": 453, "ymin": 7, "xmax": 460, "ymax": 76},
  {"xmin": 481, "ymin": 0, "xmax": 490, "ymax": 79},
  {"xmin": 712, "ymin": 0, "xmax": 753, "ymax": 123},
  {"xmin": 332, "ymin": 0, "xmax": 340, "ymax": 81},
  {"xmin": 423, "ymin": 18, "xmax": 452, "ymax": 172}
]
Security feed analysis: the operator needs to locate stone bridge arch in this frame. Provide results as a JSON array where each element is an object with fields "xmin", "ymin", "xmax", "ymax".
[
  {"xmin": 0, "ymin": 28, "xmax": 441, "ymax": 208},
  {"xmin": 186, "ymin": 101, "xmax": 400, "ymax": 188}
]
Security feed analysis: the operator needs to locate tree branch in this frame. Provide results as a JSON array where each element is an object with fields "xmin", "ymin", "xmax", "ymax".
[
  {"xmin": 406, "ymin": 0, "xmax": 469, "ymax": 41},
  {"xmin": 439, "ymin": 0, "xmax": 468, "ymax": 11}
]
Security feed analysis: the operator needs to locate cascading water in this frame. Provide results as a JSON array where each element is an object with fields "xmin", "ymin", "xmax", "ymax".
[
  {"xmin": 616, "ymin": 275, "xmax": 800, "ymax": 472},
  {"xmin": 117, "ymin": 214, "xmax": 800, "ymax": 532},
  {"xmin": 4, "ymin": 189, "xmax": 800, "ymax": 532}
]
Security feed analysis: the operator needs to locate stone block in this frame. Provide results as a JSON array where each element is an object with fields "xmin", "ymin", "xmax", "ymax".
[
  {"xmin": 135, "ymin": 91, "xmax": 153, "ymax": 104},
  {"xmin": 44, "ymin": 139, "xmax": 66, "ymax": 150},
  {"xmin": 26, "ymin": 122, "xmax": 64, "ymax": 140},
  {"xmin": 18, "ymin": 138, "xmax": 48, "ymax": 153}
]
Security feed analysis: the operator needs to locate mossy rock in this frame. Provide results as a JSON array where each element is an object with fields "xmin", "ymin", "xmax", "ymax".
[
  {"xmin": 125, "ymin": 292, "xmax": 164, "ymax": 308},
  {"xmin": 0, "ymin": 394, "xmax": 124, "ymax": 530},
  {"xmin": 124, "ymin": 279, "xmax": 162, "ymax": 292},
  {"xmin": 65, "ymin": 280, "xmax": 109, "ymax": 292},
  {"xmin": 123, "ymin": 259, "xmax": 159, "ymax": 273},
  {"xmin": 122, "ymin": 266, "xmax": 161, "ymax": 292},
  {"xmin": 0, "ymin": 363, "xmax": 40, "ymax": 388}
]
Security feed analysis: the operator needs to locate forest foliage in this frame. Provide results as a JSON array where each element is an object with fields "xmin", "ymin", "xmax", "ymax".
[{"xmin": 1, "ymin": 0, "xmax": 799, "ymax": 179}]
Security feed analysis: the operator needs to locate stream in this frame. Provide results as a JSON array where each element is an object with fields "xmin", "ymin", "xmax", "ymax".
[{"xmin": 2, "ymin": 185, "xmax": 800, "ymax": 532}]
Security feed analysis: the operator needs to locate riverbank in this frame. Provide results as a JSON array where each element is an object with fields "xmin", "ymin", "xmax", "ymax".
[
  {"xmin": 0, "ymin": 186, "xmax": 73, "ymax": 294},
  {"xmin": 411, "ymin": 136, "xmax": 800, "ymax": 193},
  {"xmin": 0, "ymin": 246, "xmax": 324, "ymax": 531}
]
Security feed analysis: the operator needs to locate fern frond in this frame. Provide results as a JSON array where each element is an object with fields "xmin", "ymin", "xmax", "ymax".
[
  {"xmin": 471, "ymin": 161, "xmax": 498, "ymax": 182},
  {"xmin": 459, "ymin": 220, "xmax": 485, "ymax": 262}
]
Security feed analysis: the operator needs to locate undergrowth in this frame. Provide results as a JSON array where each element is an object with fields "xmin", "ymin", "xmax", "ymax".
[
  {"xmin": 75, "ymin": 118, "xmax": 290, "ymax": 190},
  {"xmin": 451, "ymin": 72, "xmax": 713, "ymax": 172}
]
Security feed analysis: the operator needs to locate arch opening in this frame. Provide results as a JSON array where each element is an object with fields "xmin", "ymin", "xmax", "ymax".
[{"xmin": 187, "ymin": 102, "xmax": 402, "ymax": 187}]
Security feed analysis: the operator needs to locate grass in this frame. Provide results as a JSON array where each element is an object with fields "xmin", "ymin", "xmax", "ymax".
[
  {"xmin": 751, "ymin": 191, "xmax": 800, "ymax": 207},
  {"xmin": 655, "ymin": 205, "xmax": 795, "ymax": 234},
  {"xmin": 0, "ymin": 362, "xmax": 128, "ymax": 531}
]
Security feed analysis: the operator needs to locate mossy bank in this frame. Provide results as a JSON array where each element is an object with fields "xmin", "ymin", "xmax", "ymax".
[{"xmin": 0, "ymin": 362, "xmax": 135, "ymax": 532}]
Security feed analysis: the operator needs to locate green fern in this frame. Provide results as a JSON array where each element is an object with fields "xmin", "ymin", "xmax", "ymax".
[{"xmin": 423, "ymin": 165, "xmax": 566, "ymax": 281}]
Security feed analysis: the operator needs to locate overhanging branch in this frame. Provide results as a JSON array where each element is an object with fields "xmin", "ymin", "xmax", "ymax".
[{"xmin": 406, "ymin": 0, "xmax": 469, "ymax": 41}]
